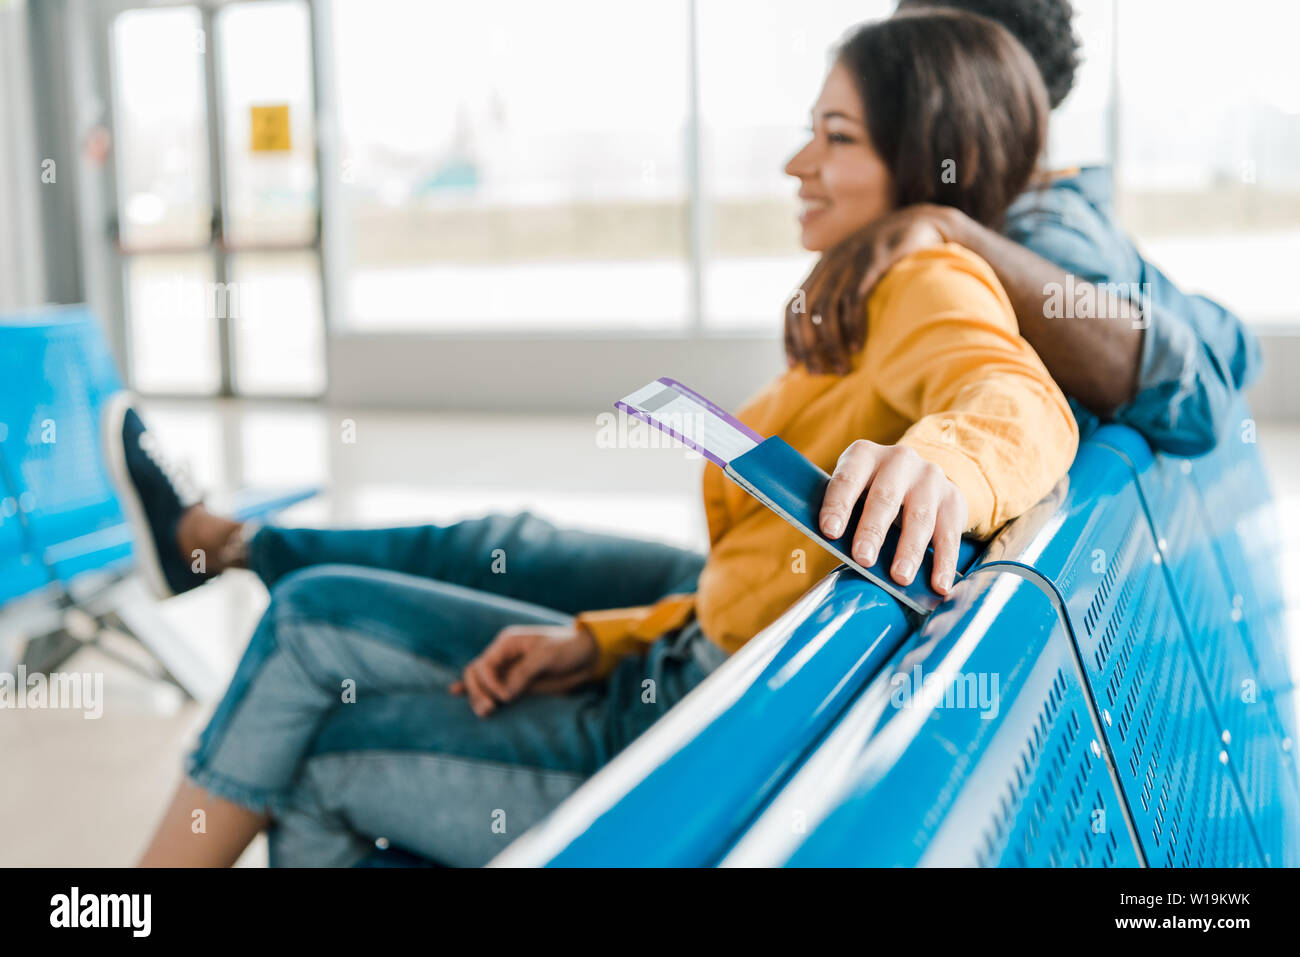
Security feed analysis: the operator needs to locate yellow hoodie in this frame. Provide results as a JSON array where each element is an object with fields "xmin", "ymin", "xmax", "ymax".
[{"xmin": 578, "ymin": 243, "xmax": 1079, "ymax": 676}]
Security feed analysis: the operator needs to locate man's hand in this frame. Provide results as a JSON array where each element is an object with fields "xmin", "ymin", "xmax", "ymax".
[
  {"xmin": 818, "ymin": 441, "xmax": 968, "ymax": 595},
  {"xmin": 450, "ymin": 623, "xmax": 599, "ymax": 717},
  {"xmin": 786, "ymin": 204, "xmax": 962, "ymax": 375}
]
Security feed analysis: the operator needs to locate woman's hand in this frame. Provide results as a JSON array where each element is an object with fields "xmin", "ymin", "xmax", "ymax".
[
  {"xmin": 818, "ymin": 441, "xmax": 968, "ymax": 595},
  {"xmin": 450, "ymin": 623, "xmax": 599, "ymax": 717}
]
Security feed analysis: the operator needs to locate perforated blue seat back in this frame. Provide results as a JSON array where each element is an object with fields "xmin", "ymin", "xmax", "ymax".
[
  {"xmin": 979, "ymin": 440, "xmax": 1262, "ymax": 866},
  {"xmin": 1060, "ymin": 444, "xmax": 1261, "ymax": 865},
  {"xmin": 1187, "ymin": 406, "xmax": 1296, "ymax": 750},
  {"xmin": 783, "ymin": 569, "xmax": 1140, "ymax": 867},
  {"xmin": 0, "ymin": 480, "xmax": 49, "ymax": 606},
  {"xmin": 0, "ymin": 307, "xmax": 133, "ymax": 588},
  {"xmin": 1110, "ymin": 437, "xmax": 1300, "ymax": 868}
]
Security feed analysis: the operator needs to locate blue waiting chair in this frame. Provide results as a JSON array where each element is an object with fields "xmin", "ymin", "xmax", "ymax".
[
  {"xmin": 729, "ymin": 567, "xmax": 1141, "ymax": 867},
  {"xmin": 1090, "ymin": 418, "xmax": 1300, "ymax": 867},
  {"xmin": 755, "ymin": 436, "xmax": 1266, "ymax": 867},
  {"xmin": 498, "ymin": 414, "xmax": 1300, "ymax": 867},
  {"xmin": 982, "ymin": 437, "xmax": 1263, "ymax": 865},
  {"xmin": 0, "ymin": 305, "xmax": 319, "ymax": 699},
  {"xmin": 494, "ymin": 537, "xmax": 980, "ymax": 868},
  {"xmin": 0, "ymin": 309, "xmax": 134, "ymax": 587},
  {"xmin": 493, "ymin": 570, "xmax": 917, "ymax": 867},
  {"xmin": 1185, "ymin": 409, "xmax": 1296, "ymax": 748}
]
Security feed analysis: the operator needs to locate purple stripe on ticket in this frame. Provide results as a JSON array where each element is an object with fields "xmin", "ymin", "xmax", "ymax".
[
  {"xmin": 614, "ymin": 400, "xmax": 728, "ymax": 467},
  {"xmin": 615, "ymin": 377, "xmax": 764, "ymax": 468},
  {"xmin": 657, "ymin": 378, "xmax": 764, "ymax": 443}
]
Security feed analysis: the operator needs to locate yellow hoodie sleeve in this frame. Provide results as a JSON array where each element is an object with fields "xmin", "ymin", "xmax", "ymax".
[
  {"xmin": 866, "ymin": 244, "xmax": 1079, "ymax": 539},
  {"xmin": 575, "ymin": 594, "xmax": 697, "ymax": 678}
]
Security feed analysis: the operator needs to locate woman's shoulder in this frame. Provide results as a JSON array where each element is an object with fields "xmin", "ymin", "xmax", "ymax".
[
  {"xmin": 869, "ymin": 241, "xmax": 1015, "ymax": 326},
  {"xmin": 877, "ymin": 241, "xmax": 1002, "ymax": 292}
]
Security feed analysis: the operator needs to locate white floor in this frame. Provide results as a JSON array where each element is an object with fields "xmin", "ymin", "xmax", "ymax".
[{"xmin": 1, "ymin": 401, "xmax": 1298, "ymax": 867}]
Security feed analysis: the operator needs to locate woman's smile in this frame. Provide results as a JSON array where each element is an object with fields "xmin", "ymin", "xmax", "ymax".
[{"xmin": 797, "ymin": 194, "xmax": 831, "ymax": 226}]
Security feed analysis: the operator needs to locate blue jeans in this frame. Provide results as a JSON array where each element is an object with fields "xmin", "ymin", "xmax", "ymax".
[{"xmin": 187, "ymin": 512, "xmax": 719, "ymax": 866}]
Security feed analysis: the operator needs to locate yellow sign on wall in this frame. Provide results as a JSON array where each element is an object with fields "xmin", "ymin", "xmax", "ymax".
[{"xmin": 250, "ymin": 104, "xmax": 292, "ymax": 152}]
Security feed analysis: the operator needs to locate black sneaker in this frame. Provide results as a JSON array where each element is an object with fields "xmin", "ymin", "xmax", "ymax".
[{"xmin": 102, "ymin": 392, "xmax": 211, "ymax": 598}]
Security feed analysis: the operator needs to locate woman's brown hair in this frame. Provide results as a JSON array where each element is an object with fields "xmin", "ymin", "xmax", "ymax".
[{"xmin": 786, "ymin": 9, "xmax": 1048, "ymax": 367}]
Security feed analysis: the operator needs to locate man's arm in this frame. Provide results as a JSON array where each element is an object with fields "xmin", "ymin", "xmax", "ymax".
[
  {"xmin": 938, "ymin": 209, "xmax": 1144, "ymax": 418},
  {"xmin": 788, "ymin": 204, "xmax": 1143, "ymax": 418},
  {"xmin": 789, "ymin": 201, "xmax": 1259, "ymax": 454}
]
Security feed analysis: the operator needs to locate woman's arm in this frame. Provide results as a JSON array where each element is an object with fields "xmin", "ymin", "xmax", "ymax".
[
  {"xmin": 451, "ymin": 595, "xmax": 699, "ymax": 715},
  {"xmin": 819, "ymin": 244, "xmax": 1079, "ymax": 594}
]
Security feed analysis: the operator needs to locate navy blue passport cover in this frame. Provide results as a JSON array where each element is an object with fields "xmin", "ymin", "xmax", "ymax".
[{"xmin": 725, "ymin": 436, "xmax": 978, "ymax": 615}]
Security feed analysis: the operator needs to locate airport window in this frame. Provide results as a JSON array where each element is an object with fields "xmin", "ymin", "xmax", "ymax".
[
  {"xmin": 124, "ymin": 252, "xmax": 223, "ymax": 394},
  {"xmin": 111, "ymin": 6, "xmax": 213, "ymax": 250},
  {"xmin": 215, "ymin": 1, "xmax": 319, "ymax": 247},
  {"xmin": 104, "ymin": 0, "xmax": 1300, "ymax": 399},
  {"xmin": 216, "ymin": 0, "xmax": 326, "ymax": 395},
  {"xmin": 1113, "ymin": 0, "xmax": 1300, "ymax": 327},
  {"xmin": 109, "ymin": 0, "xmax": 326, "ymax": 397},
  {"xmin": 330, "ymin": 0, "xmax": 693, "ymax": 333},
  {"xmin": 227, "ymin": 251, "xmax": 326, "ymax": 395},
  {"xmin": 694, "ymin": 0, "xmax": 889, "ymax": 330}
]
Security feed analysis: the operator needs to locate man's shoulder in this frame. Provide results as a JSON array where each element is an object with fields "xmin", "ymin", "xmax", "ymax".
[
  {"xmin": 1006, "ymin": 166, "xmax": 1114, "ymax": 230},
  {"xmin": 1004, "ymin": 165, "xmax": 1139, "ymax": 285}
]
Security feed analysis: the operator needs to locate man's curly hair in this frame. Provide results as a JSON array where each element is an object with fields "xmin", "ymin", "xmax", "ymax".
[{"xmin": 898, "ymin": 0, "xmax": 1081, "ymax": 109}]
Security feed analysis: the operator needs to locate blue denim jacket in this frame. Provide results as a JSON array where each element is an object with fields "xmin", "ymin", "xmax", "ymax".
[{"xmin": 1002, "ymin": 166, "xmax": 1261, "ymax": 455}]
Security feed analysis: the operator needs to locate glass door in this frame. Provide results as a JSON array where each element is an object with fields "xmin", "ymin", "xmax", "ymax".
[{"xmin": 108, "ymin": 0, "xmax": 326, "ymax": 397}]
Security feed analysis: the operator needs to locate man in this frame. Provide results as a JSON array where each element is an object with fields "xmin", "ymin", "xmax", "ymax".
[{"xmin": 809, "ymin": 0, "xmax": 1260, "ymax": 585}]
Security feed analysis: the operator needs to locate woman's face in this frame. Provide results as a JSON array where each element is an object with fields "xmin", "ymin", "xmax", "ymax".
[{"xmin": 785, "ymin": 60, "xmax": 893, "ymax": 251}]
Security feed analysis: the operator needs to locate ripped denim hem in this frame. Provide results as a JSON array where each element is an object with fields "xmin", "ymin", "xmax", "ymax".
[{"xmin": 186, "ymin": 754, "xmax": 291, "ymax": 818}]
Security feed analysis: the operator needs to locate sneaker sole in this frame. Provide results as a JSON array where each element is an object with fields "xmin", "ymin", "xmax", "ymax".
[{"xmin": 101, "ymin": 391, "xmax": 175, "ymax": 600}]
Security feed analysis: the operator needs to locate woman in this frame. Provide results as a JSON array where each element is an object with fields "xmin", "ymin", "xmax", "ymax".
[{"xmin": 140, "ymin": 8, "xmax": 1076, "ymax": 866}]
